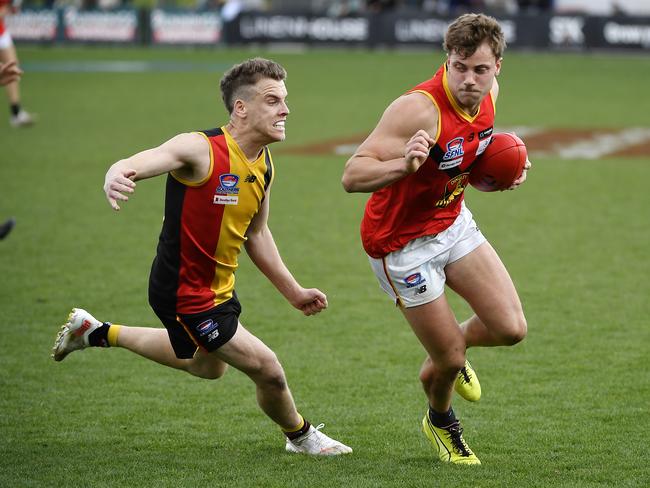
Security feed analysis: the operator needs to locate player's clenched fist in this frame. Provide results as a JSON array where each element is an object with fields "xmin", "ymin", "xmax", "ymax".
[{"xmin": 405, "ymin": 129, "xmax": 435, "ymax": 174}]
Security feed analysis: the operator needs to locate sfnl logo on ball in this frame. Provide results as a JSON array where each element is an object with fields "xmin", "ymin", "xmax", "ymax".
[
  {"xmin": 214, "ymin": 173, "xmax": 240, "ymax": 205},
  {"xmin": 439, "ymin": 137, "xmax": 464, "ymax": 170}
]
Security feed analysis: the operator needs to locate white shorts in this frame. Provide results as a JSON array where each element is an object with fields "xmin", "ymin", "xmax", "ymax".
[
  {"xmin": 0, "ymin": 31, "xmax": 13, "ymax": 50},
  {"xmin": 368, "ymin": 203, "xmax": 486, "ymax": 308}
]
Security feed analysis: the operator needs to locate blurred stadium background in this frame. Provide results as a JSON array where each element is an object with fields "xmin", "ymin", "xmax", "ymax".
[
  {"xmin": 1, "ymin": 1, "xmax": 649, "ymax": 487},
  {"xmin": 4, "ymin": 0, "xmax": 650, "ymax": 49}
]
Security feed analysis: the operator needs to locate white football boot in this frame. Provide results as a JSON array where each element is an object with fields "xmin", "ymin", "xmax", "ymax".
[
  {"xmin": 285, "ymin": 423, "xmax": 352, "ymax": 456},
  {"xmin": 10, "ymin": 110, "xmax": 36, "ymax": 128},
  {"xmin": 51, "ymin": 308, "xmax": 103, "ymax": 361}
]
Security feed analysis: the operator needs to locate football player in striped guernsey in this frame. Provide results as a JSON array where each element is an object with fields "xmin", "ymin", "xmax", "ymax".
[{"xmin": 52, "ymin": 58, "xmax": 351, "ymax": 457}]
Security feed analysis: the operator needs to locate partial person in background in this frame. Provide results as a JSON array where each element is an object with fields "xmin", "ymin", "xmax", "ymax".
[
  {"xmin": 0, "ymin": 60, "xmax": 20, "ymax": 240},
  {"xmin": 51, "ymin": 58, "xmax": 352, "ymax": 457},
  {"xmin": 0, "ymin": 0, "xmax": 34, "ymax": 127},
  {"xmin": 0, "ymin": 216, "xmax": 15, "ymax": 239},
  {"xmin": 342, "ymin": 13, "xmax": 530, "ymax": 465}
]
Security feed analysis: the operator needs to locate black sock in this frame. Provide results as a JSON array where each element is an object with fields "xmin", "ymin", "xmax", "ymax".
[
  {"xmin": 285, "ymin": 419, "xmax": 312, "ymax": 440},
  {"xmin": 10, "ymin": 104, "xmax": 20, "ymax": 117},
  {"xmin": 88, "ymin": 322, "xmax": 112, "ymax": 347},
  {"xmin": 428, "ymin": 405, "xmax": 457, "ymax": 428}
]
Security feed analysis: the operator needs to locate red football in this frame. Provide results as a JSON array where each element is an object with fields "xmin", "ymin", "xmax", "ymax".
[{"xmin": 469, "ymin": 133, "xmax": 527, "ymax": 192}]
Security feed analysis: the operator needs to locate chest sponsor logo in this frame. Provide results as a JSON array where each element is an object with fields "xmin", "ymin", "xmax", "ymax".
[
  {"xmin": 214, "ymin": 195, "xmax": 239, "ymax": 205},
  {"xmin": 442, "ymin": 137, "xmax": 464, "ymax": 160},
  {"xmin": 439, "ymin": 158, "xmax": 463, "ymax": 170},
  {"xmin": 439, "ymin": 137, "xmax": 464, "ymax": 170},
  {"xmin": 214, "ymin": 173, "xmax": 240, "ymax": 205},
  {"xmin": 476, "ymin": 135, "xmax": 493, "ymax": 156},
  {"xmin": 478, "ymin": 127, "xmax": 493, "ymax": 139},
  {"xmin": 217, "ymin": 173, "xmax": 240, "ymax": 194}
]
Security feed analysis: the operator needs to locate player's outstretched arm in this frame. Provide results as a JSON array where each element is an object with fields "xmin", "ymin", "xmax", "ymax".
[
  {"xmin": 341, "ymin": 93, "xmax": 437, "ymax": 193},
  {"xmin": 104, "ymin": 132, "xmax": 209, "ymax": 211},
  {"xmin": 244, "ymin": 189, "xmax": 327, "ymax": 316}
]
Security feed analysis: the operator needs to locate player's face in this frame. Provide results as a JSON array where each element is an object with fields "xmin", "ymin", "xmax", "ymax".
[
  {"xmin": 446, "ymin": 42, "xmax": 501, "ymax": 114},
  {"xmin": 248, "ymin": 78, "xmax": 289, "ymax": 143}
]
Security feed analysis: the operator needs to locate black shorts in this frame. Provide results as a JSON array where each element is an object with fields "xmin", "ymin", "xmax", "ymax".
[{"xmin": 149, "ymin": 293, "xmax": 241, "ymax": 359}]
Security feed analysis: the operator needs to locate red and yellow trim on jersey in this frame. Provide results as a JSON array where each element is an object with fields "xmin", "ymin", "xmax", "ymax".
[
  {"xmin": 170, "ymin": 132, "xmax": 215, "ymax": 188},
  {"xmin": 409, "ymin": 90, "xmax": 442, "ymax": 142}
]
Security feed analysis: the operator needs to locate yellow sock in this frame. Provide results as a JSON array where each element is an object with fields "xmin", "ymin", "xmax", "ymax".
[
  {"xmin": 283, "ymin": 414, "xmax": 305, "ymax": 434},
  {"xmin": 107, "ymin": 324, "xmax": 122, "ymax": 347}
]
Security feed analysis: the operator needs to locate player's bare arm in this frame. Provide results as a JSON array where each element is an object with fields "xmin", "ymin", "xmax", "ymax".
[
  {"xmin": 244, "ymin": 188, "xmax": 327, "ymax": 316},
  {"xmin": 104, "ymin": 132, "xmax": 210, "ymax": 211},
  {"xmin": 342, "ymin": 93, "xmax": 438, "ymax": 193}
]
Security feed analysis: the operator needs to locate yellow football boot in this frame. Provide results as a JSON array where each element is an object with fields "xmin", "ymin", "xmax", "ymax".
[
  {"xmin": 422, "ymin": 414, "xmax": 481, "ymax": 465},
  {"xmin": 454, "ymin": 360, "xmax": 481, "ymax": 402}
]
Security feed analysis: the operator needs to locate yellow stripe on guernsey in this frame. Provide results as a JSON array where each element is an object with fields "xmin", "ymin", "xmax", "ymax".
[
  {"xmin": 171, "ymin": 133, "xmax": 214, "ymax": 187},
  {"xmin": 442, "ymin": 63, "xmax": 480, "ymax": 124},
  {"xmin": 209, "ymin": 127, "xmax": 273, "ymax": 306},
  {"xmin": 410, "ymin": 90, "xmax": 442, "ymax": 141}
]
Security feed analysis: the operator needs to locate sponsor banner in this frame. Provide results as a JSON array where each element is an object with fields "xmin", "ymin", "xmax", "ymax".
[
  {"xmin": 549, "ymin": 15, "xmax": 587, "ymax": 48},
  {"xmin": 62, "ymin": 8, "xmax": 138, "ymax": 43},
  {"xmin": 595, "ymin": 16, "xmax": 650, "ymax": 49},
  {"xmin": 549, "ymin": 15, "xmax": 650, "ymax": 50},
  {"xmin": 387, "ymin": 15, "xmax": 518, "ymax": 46},
  {"xmin": 6, "ymin": 9, "xmax": 650, "ymax": 50},
  {"xmin": 151, "ymin": 9, "xmax": 222, "ymax": 45},
  {"xmin": 233, "ymin": 13, "xmax": 369, "ymax": 44},
  {"xmin": 5, "ymin": 9, "xmax": 59, "ymax": 42}
]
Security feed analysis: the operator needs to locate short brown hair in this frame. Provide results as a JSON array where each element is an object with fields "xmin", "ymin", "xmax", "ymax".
[
  {"xmin": 220, "ymin": 58, "xmax": 287, "ymax": 114},
  {"xmin": 443, "ymin": 14, "xmax": 506, "ymax": 60}
]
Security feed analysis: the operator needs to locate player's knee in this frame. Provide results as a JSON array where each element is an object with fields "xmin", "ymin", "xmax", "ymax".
[
  {"xmin": 440, "ymin": 356, "xmax": 466, "ymax": 375},
  {"xmin": 422, "ymin": 352, "xmax": 465, "ymax": 380},
  {"xmin": 419, "ymin": 362, "xmax": 434, "ymax": 387},
  {"xmin": 501, "ymin": 313, "xmax": 527, "ymax": 345},
  {"xmin": 262, "ymin": 369, "xmax": 288, "ymax": 392},
  {"xmin": 249, "ymin": 352, "xmax": 288, "ymax": 390},
  {"xmin": 262, "ymin": 358, "xmax": 289, "ymax": 391}
]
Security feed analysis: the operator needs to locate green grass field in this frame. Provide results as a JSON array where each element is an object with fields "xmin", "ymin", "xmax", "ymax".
[{"xmin": 1, "ymin": 46, "xmax": 649, "ymax": 487}]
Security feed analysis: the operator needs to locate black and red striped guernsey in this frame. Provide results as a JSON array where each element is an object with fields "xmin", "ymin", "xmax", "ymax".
[{"xmin": 148, "ymin": 127, "xmax": 274, "ymax": 315}]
